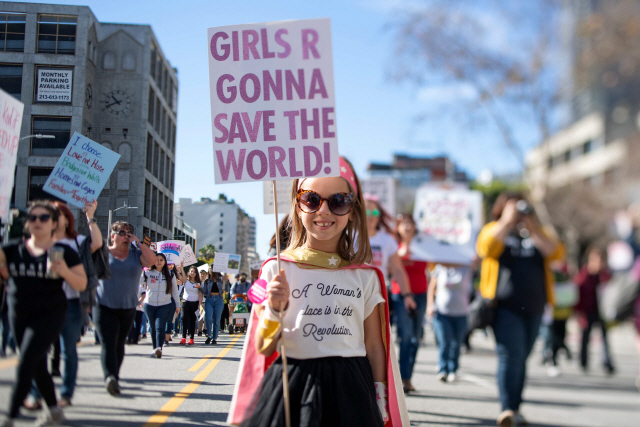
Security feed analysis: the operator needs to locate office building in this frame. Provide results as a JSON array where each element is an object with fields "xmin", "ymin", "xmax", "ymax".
[{"xmin": 0, "ymin": 3, "xmax": 178, "ymax": 241}]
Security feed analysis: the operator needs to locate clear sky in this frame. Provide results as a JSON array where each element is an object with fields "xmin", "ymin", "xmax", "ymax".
[{"xmin": 22, "ymin": 0, "xmax": 524, "ymax": 258}]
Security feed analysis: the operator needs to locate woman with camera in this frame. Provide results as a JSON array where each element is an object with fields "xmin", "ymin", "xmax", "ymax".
[
  {"xmin": 0, "ymin": 201, "xmax": 87, "ymax": 427},
  {"xmin": 476, "ymin": 193, "xmax": 563, "ymax": 427}
]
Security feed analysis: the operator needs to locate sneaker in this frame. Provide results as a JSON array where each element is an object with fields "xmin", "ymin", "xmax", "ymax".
[
  {"xmin": 546, "ymin": 366, "xmax": 561, "ymax": 377},
  {"xmin": 211, "ymin": 340, "xmax": 217, "ymax": 345},
  {"xmin": 187, "ymin": 338, "xmax": 194, "ymax": 345},
  {"xmin": 57, "ymin": 397, "xmax": 72, "ymax": 408},
  {"xmin": 23, "ymin": 395, "xmax": 42, "ymax": 411},
  {"xmin": 447, "ymin": 372, "xmax": 457, "ymax": 382},
  {"xmin": 180, "ymin": 338, "xmax": 186, "ymax": 345},
  {"xmin": 497, "ymin": 410, "xmax": 515, "ymax": 427},
  {"xmin": 50, "ymin": 368, "xmax": 61, "ymax": 377},
  {"xmin": 437, "ymin": 372, "xmax": 447, "ymax": 382},
  {"xmin": 514, "ymin": 411, "xmax": 529, "ymax": 426},
  {"xmin": 34, "ymin": 406, "xmax": 64, "ymax": 426},
  {"xmin": 603, "ymin": 364, "xmax": 615, "ymax": 375},
  {"xmin": 197, "ymin": 332, "xmax": 203, "ymax": 336},
  {"xmin": 172, "ymin": 332, "xmax": 178, "ymax": 337},
  {"xmin": 0, "ymin": 416, "xmax": 13, "ymax": 427},
  {"xmin": 105, "ymin": 375, "xmax": 119, "ymax": 396},
  {"xmin": 205, "ymin": 337, "xmax": 211, "ymax": 345},
  {"xmin": 402, "ymin": 379, "xmax": 415, "ymax": 393},
  {"xmin": 141, "ymin": 334, "xmax": 147, "ymax": 339},
  {"xmin": 155, "ymin": 348, "xmax": 162, "ymax": 358}
]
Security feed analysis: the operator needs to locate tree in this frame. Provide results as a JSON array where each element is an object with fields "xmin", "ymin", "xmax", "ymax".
[{"xmin": 198, "ymin": 244, "xmax": 216, "ymax": 263}]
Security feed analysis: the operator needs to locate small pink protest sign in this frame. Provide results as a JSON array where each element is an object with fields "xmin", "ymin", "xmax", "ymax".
[
  {"xmin": 248, "ymin": 279, "xmax": 268, "ymax": 304},
  {"xmin": 207, "ymin": 18, "xmax": 339, "ymax": 184}
]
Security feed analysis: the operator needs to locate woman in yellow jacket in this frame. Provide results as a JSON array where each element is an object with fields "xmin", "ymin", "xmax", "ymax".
[{"xmin": 476, "ymin": 193, "xmax": 564, "ymax": 427}]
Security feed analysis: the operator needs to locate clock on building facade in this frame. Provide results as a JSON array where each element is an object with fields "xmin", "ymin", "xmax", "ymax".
[{"xmin": 103, "ymin": 89, "xmax": 131, "ymax": 115}]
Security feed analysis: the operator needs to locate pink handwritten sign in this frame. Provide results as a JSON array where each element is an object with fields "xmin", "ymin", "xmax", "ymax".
[
  {"xmin": 0, "ymin": 88, "xmax": 24, "ymax": 221},
  {"xmin": 207, "ymin": 19, "xmax": 339, "ymax": 184},
  {"xmin": 248, "ymin": 278, "xmax": 268, "ymax": 304}
]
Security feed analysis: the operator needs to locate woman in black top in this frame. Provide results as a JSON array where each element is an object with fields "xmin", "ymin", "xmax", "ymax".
[{"xmin": 0, "ymin": 201, "xmax": 86, "ymax": 427}]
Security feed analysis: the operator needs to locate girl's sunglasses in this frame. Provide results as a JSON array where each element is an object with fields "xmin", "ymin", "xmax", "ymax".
[
  {"xmin": 366, "ymin": 209, "xmax": 380, "ymax": 217},
  {"xmin": 27, "ymin": 214, "xmax": 52, "ymax": 223},
  {"xmin": 297, "ymin": 189, "xmax": 354, "ymax": 216},
  {"xmin": 115, "ymin": 229, "xmax": 132, "ymax": 237}
]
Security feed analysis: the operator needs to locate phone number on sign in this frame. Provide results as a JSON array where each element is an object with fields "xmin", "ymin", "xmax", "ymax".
[{"xmin": 38, "ymin": 94, "xmax": 71, "ymax": 101}]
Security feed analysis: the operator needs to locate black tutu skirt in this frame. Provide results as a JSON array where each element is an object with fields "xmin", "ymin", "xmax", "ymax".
[{"xmin": 240, "ymin": 356, "xmax": 384, "ymax": 427}]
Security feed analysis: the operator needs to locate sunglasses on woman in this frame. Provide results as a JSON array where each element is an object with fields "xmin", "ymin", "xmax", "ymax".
[
  {"xmin": 366, "ymin": 209, "xmax": 380, "ymax": 217},
  {"xmin": 27, "ymin": 214, "xmax": 52, "ymax": 223},
  {"xmin": 297, "ymin": 189, "xmax": 354, "ymax": 216},
  {"xmin": 115, "ymin": 229, "xmax": 132, "ymax": 237}
]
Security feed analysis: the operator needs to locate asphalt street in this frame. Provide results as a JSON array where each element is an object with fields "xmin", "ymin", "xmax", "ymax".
[{"xmin": 0, "ymin": 319, "xmax": 638, "ymax": 426}]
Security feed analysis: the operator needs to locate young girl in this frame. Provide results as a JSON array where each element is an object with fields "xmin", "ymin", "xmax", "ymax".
[
  {"xmin": 142, "ymin": 254, "xmax": 180, "ymax": 358},
  {"xmin": 180, "ymin": 266, "xmax": 202, "ymax": 345},
  {"xmin": 228, "ymin": 158, "xmax": 408, "ymax": 427}
]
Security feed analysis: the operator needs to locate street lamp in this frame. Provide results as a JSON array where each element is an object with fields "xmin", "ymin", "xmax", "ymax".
[
  {"xmin": 20, "ymin": 134, "xmax": 55, "ymax": 140},
  {"xmin": 107, "ymin": 201, "xmax": 138, "ymax": 243}
]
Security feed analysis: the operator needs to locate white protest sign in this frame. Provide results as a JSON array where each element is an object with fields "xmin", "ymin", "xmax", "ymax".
[
  {"xmin": 156, "ymin": 240, "xmax": 185, "ymax": 265},
  {"xmin": 211, "ymin": 252, "xmax": 241, "ymax": 275},
  {"xmin": 249, "ymin": 259, "xmax": 264, "ymax": 270},
  {"xmin": 263, "ymin": 179, "xmax": 293, "ymax": 214},
  {"xmin": 43, "ymin": 132, "xmax": 120, "ymax": 208},
  {"xmin": 411, "ymin": 186, "xmax": 482, "ymax": 265},
  {"xmin": 197, "ymin": 264, "xmax": 210, "ymax": 274},
  {"xmin": 361, "ymin": 177, "xmax": 396, "ymax": 217},
  {"xmin": 208, "ymin": 18, "xmax": 339, "ymax": 184},
  {"xmin": 36, "ymin": 68, "xmax": 72, "ymax": 103},
  {"xmin": 0, "ymin": 88, "xmax": 24, "ymax": 221},
  {"xmin": 180, "ymin": 244, "xmax": 198, "ymax": 266}
]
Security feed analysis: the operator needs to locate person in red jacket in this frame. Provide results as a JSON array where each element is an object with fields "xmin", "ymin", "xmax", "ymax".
[{"xmin": 574, "ymin": 246, "xmax": 614, "ymax": 374}]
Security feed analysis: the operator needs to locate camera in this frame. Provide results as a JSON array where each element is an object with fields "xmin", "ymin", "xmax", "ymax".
[{"xmin": 516, "ymin": 200, "xmax": 533, "ymax": 216}]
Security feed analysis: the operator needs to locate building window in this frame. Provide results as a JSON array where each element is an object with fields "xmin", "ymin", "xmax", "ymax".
[
  {"xmin": 159, "ymin": 150, "xmax": 165, "ymax": 184},
  {"xmin": 164, "ymin": 154, "xmax": 170, "ymax": 188},
  {"xmin": 219, "ymin": 245, "xmax": 222, "ymax": 250},
  {"xmin": 161, "ymin": 109, "xmax": 166, "ymax": 141},
  {"xmin": 219, "ymin": 229, "xmax": 223, "ymax": 234},
  {"xmin": 143, "ymin": 226, "xmax": 150, "ymax": 240},
  {"xmin": 144, "ymin": 180, "xmax": 151, "ymax": 219},
  {"xmin": 153, "ymin": 142, "xmax": 160, "ymax": 177},
  {"xmin": 583, "ymin": 139, "xmax": 592, "ymax": 154},
  {"xmin": 150, "ymin": 44, "xmax": 156, "ymax": 80},
  {"xmin": 146, "ymin": 134, "xmax": 154, "ymax": 172},
  {"xmin": 219, "ymin": 237, "xmax": 223, "ymax": 242},
  {"xmin": 0, "ymin": 13, "xmax": 25, "ymax": 52},
  {"xmin": 103, "ymin": 51, "xmax": 115, "ymax": 70},
  {"xmin": 220, "ymin": 213, "xmax": 223, "ymax": 217},
  {"xmin": 37, "ymin": 15, "xmax": 77, "ymax": 55},
  {"xmin": 220, "ymin": 221, "xmax": 223, "ymax": 226},
  {"xmin": 155, "ymin": 97, "xmax": 161, "ymax": 131},
  {"xmin": 28, "ymin": 167, "xmax": 62, "ymax": 202},
  {"xmin": 148, "ymin": 88, "xmax": 155, "ymax": 124},
  {"xmin": 151, "ymin": 186, "xmax": 158, "ymax": 223},
  {"xmin": 170, "ymin": 161, "xmax": 174, "ymax": 191},
  {"xmin": 122, "ymin": 52, "xmax": 135, "ymax": 71},
  {"xmin": 31, "ymin": 116, "xmax": 71, "ymax": 156},
  {"xmin": 0, "ymin": 64, "xmax": 22, "ymax": 100}
]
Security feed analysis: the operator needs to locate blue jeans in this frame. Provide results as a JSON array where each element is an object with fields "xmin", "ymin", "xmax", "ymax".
[
  {"xmin": 140, "ymin": 312, "xmax": 148, "ymax": 335},
  {"xmin": 432, "ymin": 311, "xmax": 468, "ymax": 375},
  {"xmin": 492, "ymin": 307, "xmax": 542, "ymax": 411},
  {"xmin": 392, "ymin": 292, "xmax": 427, "ymax": 380},
  {"xmin": 1, "ymin": 308, "xmax": 15, "ymax": 354},
  {"xmin": 165, "ymin": 299, "xmax": 176, "ymax": 335},
  {"xmin": 144, "ymin": 303, "xmax": 173, "ymax": 350},
  {"xmin": 59, "ymin": 299, "xmax": 82, "ymax": 399},
  {"xmin": 205, "ymin": 295, "xmax": 225, "ymax": 340},
  {"xmin": 174, "ymin": 310, "xmax": 182, "ymax": 335}
]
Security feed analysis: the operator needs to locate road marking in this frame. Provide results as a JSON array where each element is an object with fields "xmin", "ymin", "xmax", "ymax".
[
  {"xmin": 188, "ymin": 355, "xmax": 213, "ymax": 372},
  {"xmin": 0, "ymin": 339, "xmax": 90, "ymax": 371},
  {"xmin": 0, "ymin": 357, "xmax": 17, "ymax": 371},
  {"xmin": 142, "ymin": 334, "xmax": 244, "ymax": 427}
]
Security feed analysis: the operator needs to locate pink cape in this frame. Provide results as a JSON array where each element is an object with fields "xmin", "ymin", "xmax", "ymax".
[{"xmin": 226, "ymin": 256, "xmax": 410, "ymax": 426}]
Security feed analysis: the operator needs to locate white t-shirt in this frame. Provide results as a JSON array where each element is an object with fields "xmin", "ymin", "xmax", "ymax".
[
  {"xmin": 58, "ymin": 235, "xmax": 86, "ymax": 300},
  {"xmin": 183, "ymin": 280, "xmax": 200, "ymax": 302},
  {"xmin": 433, "ymin": 264, "xmax": 471, "ymax": 316},
  {"xmin": 260, "ymin": 259, "xmax": 385, "ymax": 360},
  {"xmin": 368, "ymin": 231, "xmax": 398, "ymax": 288}
]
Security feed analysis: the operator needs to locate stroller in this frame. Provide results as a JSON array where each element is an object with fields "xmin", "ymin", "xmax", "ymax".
[{"xmin": 228, "ymin": 295, "xmax": 250, "ymax": 334}]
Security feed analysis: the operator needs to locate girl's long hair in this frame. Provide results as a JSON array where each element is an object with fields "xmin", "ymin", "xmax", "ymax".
[
  {"xmin": 151, "ymin": 253, "xmax": 173, "ymax": 294},
  {"xmin": 366, "ymin": 198, "xmax": 394, "ymax": 235},
  {"xmin": 52, "ymin": 202, "xmax": 78, "ymax": 239},
  {"xmin": 286, "ymin": 157, "xmax": 372, "ymax": 265},
  {"xmin": 188, "ymin": 266, "xmax": 201, "ymax": 284}
]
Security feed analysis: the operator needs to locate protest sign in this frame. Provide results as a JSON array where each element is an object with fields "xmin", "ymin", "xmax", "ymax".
[
  {"xmin": 248, "ymin": 278, "xmax": 268, "ymax": 304},
  {"xmin": 197, "ymin": 264, "xmax": 210, "ymax": 274},
  {"xmin": 156, "ymin": 240, "xmax": 184, "ymax": 265},
  {"xmin": 211, "ymin": 252, "xmax": 241, "ymax": 275},
  {"xmin": 263, "ymin": 179, "xmax": 293, "ymax": 214},
  {"xmin": 208, "ymin": 18, "xmax": 339, "ymax": 184},
  {"xmin": 411, "ymin": 186, "xmax": 482, "ymax": 265},
  {"xmin": 361, "ymin": 177, "xmax": 396, "ymax": 217},
  {"xmin": 180, "ymin": 244, "xmax": 198, "ymax": 266},
  {"xmin": 43, "ymin": 132, "xmax": 120, "ymax": 208},
  {"xmin": 0, "ymin": 88, "xmax": 24, "ymax": 222},
  {"xmin": 250, "ymin": 259, "xmax": 264, "ymax": 271}
]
